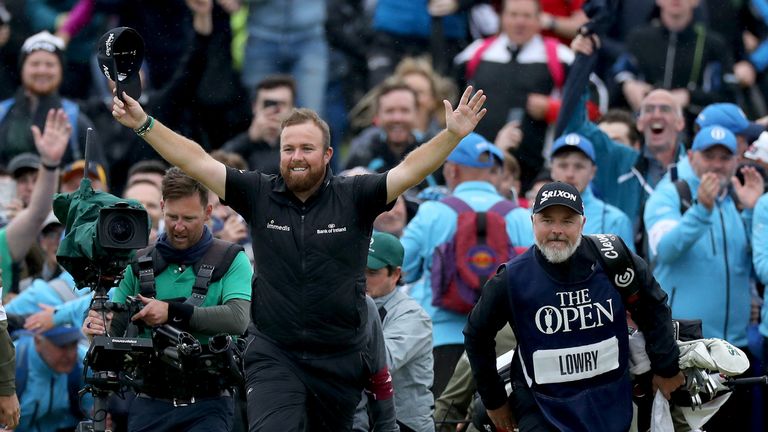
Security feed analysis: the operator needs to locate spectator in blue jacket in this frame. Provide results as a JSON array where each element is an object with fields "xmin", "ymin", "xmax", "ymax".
[
  {"xmin": 14, "ymin": 325, "xmax": 89, "ymax": 432},
  {"xmin": 644, "ymin": 125, "xmax": 764, "ymax": 430},
  {"xmin": 568, "ymin": 88, "xmax": 688, "ymax": 226},
  {"xmin": 750, "ymin": 194, "xmax": 768, "ymax": 406},
  {"xmin": 401, "ymin": 132, "xmax": 533, "ymax": 397},
  {"xmin": 6, "ymin": 272, "xmax": 80, "ymax": 316},
  {"xmin": 549, "ymin": 133, "xmax": 635, "ymax": 250},
  {"xmin": 645, "ymin": 125, "xmax": 762, "ymax": 344},
  {"xmin": 751, "ymin": 189, "xmax": 768, "ymax": 383},
  {"xmin": 5, "ymin": 272, "xmax": 94, "ymax": 335}
]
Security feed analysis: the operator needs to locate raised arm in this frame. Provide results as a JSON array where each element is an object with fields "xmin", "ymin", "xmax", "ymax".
[
  {"xmin": 385, "ymin": 86, "xmax": 487, "ymax": 203},
  {"xmin": 6, "ymin": 109, "xmax": 69, "ymax": 262},
  {"xmin": 111, "ymin": 92, "xmax": 227, "ymax": 198}
]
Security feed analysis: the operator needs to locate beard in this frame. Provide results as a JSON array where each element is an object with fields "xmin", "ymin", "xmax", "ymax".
[
  {"xmin": 282, "ymin": 162, "xmax": 326, "ymax": 194},
  {"xmin": 535, "ymin": 234, "xmax": 581, "ymax": 264}
]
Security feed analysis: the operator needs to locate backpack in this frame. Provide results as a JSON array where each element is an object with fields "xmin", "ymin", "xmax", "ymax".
[
  {"xmin": 431, "ymin": 196, "xmax": 520, "ymax": 314},
  {"xmin": 14, "ymin": 333, "xmax": 83, "ymax": 421},
  {"xmin": 465, "ymin": 35, "xmax": 565, "ymax": 90}
]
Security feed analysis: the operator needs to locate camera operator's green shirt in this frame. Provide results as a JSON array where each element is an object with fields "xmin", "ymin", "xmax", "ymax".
[
  {"xmin": 0, "ymin": 228, "xmax": 12, "ymax": 298},
  {"xmin": 112, "ymin": 251, "xmax": 252, "ymax": 343}
]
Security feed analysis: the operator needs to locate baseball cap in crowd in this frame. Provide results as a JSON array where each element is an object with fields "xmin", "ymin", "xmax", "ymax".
[
  {"xmin": 19, "ymin": 31, "xmax": 65, "ymax": 70},
  {"xmin": 367, "ymin": 232, "xmax": 405, "ymax": 269},
  {"xmin": 446, "ymin": 133, "xmax": 504, "ymax": 168},
  {"xmin": 550, "ymin": 133, "xmax": 596, "ymax": 163},
  {"xmin": 97, "ymin": 27, "xmax": 144, "ymax": 101},
  {"xmin": 41, "ymin": 325, "xmax": 82, "ymax": 346},
  {"xmin": 532, "ymin": 181, "xmax": 584, "ymax": 215},
  {"xmin": 7, "ymin": 152, "xmax": 40, "ymax": 178},
  {"xmin": 745, "ymin": 132, "xmax": 768, "ymax": 163},
  {"xmin": 42, "ymin": 211, "xmax": 62, "ymax": 230},
  {"xmin": 61, "ymin": 160, "xmax": 108, "ymax": 186},
  {"xmin": 692, "ymin": 126, "xmax": 737, "ymax": 154},
  {"xmin": 695, "ymin": 103, "xmax": 764, "ymax": 142}
]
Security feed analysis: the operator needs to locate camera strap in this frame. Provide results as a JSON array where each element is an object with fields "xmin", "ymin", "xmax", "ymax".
[
  {"xmin": 138, "ymin": 255, "xmax": 157, "ymax": 298},
  {"xmin": 585, "ymin": 234, "xmax": 641, "ymax": 311},
  {"xmin": 132, "ymin": 239, "xmax": 244, "ymax": 305},
  {"xmin": 186, "ymin": 264, "xmax": 214, "ymax": 307}
]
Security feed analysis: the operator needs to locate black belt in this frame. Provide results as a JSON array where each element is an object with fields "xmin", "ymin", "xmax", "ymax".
[{"xmin": 136, "ymin": 389, "xmax": 231, "ymax": 407}]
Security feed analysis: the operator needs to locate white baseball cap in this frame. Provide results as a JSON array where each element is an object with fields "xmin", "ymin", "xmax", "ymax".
[{"xmin": 745, "ymin": 131, "xmax": 768, "ymax": 163}]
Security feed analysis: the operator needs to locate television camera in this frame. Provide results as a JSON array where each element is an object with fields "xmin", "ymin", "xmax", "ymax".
[{"xmin": 54, "ymin": 177, "xmax": 244, "ymax": 432}]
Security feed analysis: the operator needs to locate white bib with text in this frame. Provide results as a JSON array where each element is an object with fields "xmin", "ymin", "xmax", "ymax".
[{"xmin": 532, "ymin": 336, "xmax": 619, "ymax": 384}]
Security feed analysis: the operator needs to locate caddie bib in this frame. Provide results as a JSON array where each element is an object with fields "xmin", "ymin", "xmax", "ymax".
[{"xmin": 506, "ymin": 248, "xmax": 632, "ymax": 432}]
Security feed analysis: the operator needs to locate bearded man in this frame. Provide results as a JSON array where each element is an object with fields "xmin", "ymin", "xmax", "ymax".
[
  {"xmin": 464, "ymin": 181, "xmax": 683, "ymax": 432},
  {"xmin": 110, "ymin": 84, "xmax": 489, "ymax": 431}
]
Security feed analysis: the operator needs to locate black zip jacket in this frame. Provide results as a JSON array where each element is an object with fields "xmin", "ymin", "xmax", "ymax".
[{"xmin": 225, "ymin": 166, "xmax": 392, "ymax": 354}]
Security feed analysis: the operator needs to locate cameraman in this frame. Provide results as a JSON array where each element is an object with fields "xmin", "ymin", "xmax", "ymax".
[{"xmin": 83, "ymin": 167, "xmax": 252, "ymax": 432}]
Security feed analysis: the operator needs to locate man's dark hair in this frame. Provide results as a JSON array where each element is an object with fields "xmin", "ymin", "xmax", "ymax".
[
  {"xmin": 599, "ymin": 109, "xmax": 640, "ymax": 145},
  {"xmin": 255, "ymin": 74, "xmax": 297, "ymax": 104},
  {"xmin": 282, "ymin": 108, "xmax": 331, "ymax": 151},
  {"xmin": 161, "ymin": 167, "xmax": 209, "ymax": 206},
  {"xmin": 385, "ymin": 265, "xmax": 404, "ymax": 286},
  {"xmin": 127, "ymin": 160, "xmax": 168, "ymax": 181},
  {"xmin": 375, "ymin": 79, "xmax": 419, "ymax": 113},
  {"xmin": 210, "ymin": 149, "xmax": 248, "ymax": 171}
]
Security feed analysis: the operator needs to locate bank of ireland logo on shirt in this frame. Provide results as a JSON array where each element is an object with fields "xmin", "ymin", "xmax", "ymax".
[{"xmin": 316, "ymin": 223, "xmax": 347, "ymax": 234}]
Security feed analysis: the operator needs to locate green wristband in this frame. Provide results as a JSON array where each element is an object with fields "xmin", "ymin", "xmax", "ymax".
[{"xmin": 134, "ymin": 116, "xmax": 155, "ymax": 137}]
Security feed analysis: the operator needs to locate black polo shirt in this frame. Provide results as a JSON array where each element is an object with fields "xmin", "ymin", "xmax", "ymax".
[{"xmin": 225, "ymin": 166, "xmax": 393, "ymax": 354}]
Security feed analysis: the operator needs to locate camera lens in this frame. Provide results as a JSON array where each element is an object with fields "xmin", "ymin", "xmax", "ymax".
[{"xmin": 107, "ymin": 215, "xmax": 134, "ymax": 244}]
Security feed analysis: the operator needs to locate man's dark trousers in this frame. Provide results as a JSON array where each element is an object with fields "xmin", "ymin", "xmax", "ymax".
[
  {"xmin": 245, "ymin": 331, "xmax": 367, "ymax": 431},
  {"xmin": 127, "ymin": 395, "xmax": 234, "ymax": 431}
]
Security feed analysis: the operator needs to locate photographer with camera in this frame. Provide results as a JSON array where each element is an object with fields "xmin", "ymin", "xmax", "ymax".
[{"xmin": 82, "ymin": 167, "xmax": 252, "ymax": 432}]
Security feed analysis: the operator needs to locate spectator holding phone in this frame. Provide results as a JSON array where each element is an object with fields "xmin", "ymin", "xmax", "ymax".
[{"xmin": 221, "ymin": 75, "xmax": 296, "ymax": 174}]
